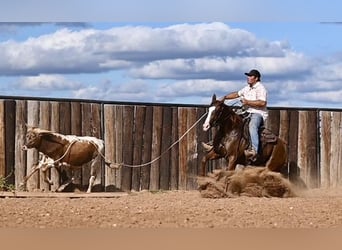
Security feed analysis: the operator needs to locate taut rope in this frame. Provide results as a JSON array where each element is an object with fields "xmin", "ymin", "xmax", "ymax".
[
  {"xmin": 48, "ymin": 138, "xmax": 78, "ymax": 165},
  {"xmin": 34, "ymin": 112, "xmax": 208, "ymax": 169},
  {"xmin": 113, "ymin": 111, "xmax": 208, "ymax": 168}
]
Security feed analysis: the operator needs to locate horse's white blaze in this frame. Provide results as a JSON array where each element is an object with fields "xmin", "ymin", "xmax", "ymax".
[{"xmin": 203, "ymin": 106, "xmax": 215, "ymax": 131}]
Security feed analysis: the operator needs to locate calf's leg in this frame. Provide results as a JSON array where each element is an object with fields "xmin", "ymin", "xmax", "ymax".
[{"xmin": 86, "ymin": 157, "xmax": 100, "ymax": 193}]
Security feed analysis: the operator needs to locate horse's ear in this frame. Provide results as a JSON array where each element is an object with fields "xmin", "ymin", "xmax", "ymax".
[{"xmin": 212, "ymin": 94, "xmax": 217, "ymax": 102}]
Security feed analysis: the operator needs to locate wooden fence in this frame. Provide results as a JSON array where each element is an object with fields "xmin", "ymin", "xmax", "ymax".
[{"xmin": 0, "ymin": 97, "xmax": 341, "ymax": 191}]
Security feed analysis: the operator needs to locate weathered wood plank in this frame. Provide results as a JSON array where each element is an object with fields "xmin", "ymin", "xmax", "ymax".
[
  {"xmin": 320, "ymin": 111, "xmax": 331, "ymax": 188},
  {"xmin": 14, "ymin": 101, "xmax": 27, "ymax": 189},
  {"xmin": 70, "ymin": 102, "xmax": 82, "ymax": 186},
  {"xmin": 266, "ymin": 109, "xmax": 280, "ymax": 135},
  {"xmin": 150, "ymin": 106, "xmax": 163, "ymax": 191},
  {"xmin": 4, "ymin": 100, "xmax": 16, "ymax": 185},
  {"xmin": 178, "ymin": 107, "xmax": 187, "ymax": 190},
  {"xmin": 59, "ymin": 102, "xmax": 72, "ymax": 190},
  {"xmin": 288, "ymin": 110, "xmax": 299, "ymax": 183},
  {"xmin": 141, "ymin": 106, "xmax": 152, "ymax": 190},
  {"xmin": 121, "ymin": 105, "xmax": 134, "ymax": 191},
  {"xmin": 279, "ymin": 110, "xmax": 289, "ymax": 145},
  {"xmin": 81, "ymin": 103, "xmax": 92, "ymax": 188},
  {"xmin": 337, "ymin": 113, "xmax": 342, "ymax": 186},
  {"xmin": 331, "ymin": 112, "xmax": 342, "ymax": 187},
  {"xmin": 104, "ymin": 104, "xmax": 116, "ymax": 191},
  {"xmin": 306, "ymin": 111, "xmax": 319, "ymax": 188},
  {"xmin": 186, "ymin": 108, "xmax": 198, "ymax": 190},
  {"xmin": 0, "ymin": 101, "xmax": 5, "ymax": 178},
  {"xmin": 50, "ymin": 102, "xmax": 60, "ymax": 191},
  {"xmin": 114, "ymin": 105, "xmax": 123, "ymax": 189},
  {"xmin": 170, "ymin": 107, "xmax": 179, "ymax": 190},
  {"xmin": 26, "ymin": 101, "xmax": 40, "ymax": 191},
  {"xmin": 196, "ymin": 107, "xmax": 209, "ymax": 176},
  {"xmin": 298, "ymin": 111, "xmax": 318, "ymax": 188},
  {"xmin": 131, "ymin": 106, "xmax": 145, "ymax": 191},
  {"xmin": 91, "ymin": 103, "xmax": 103, "ymax": 191},
  {"xmin": 39, "ymin": 101, "xmax": 51, "ymax": 191},
  {"xmin": 59, "ymin": 102, "xmax": 71, "ymax": 134},
  {"xmin": 159, "ymin": 106, "xmax": 172, "ymax": 190}
]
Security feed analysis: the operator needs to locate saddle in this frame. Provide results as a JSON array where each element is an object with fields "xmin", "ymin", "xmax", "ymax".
[{"xmin": 240, "ymin": 113, "xmax": 278, "ymax": 147}]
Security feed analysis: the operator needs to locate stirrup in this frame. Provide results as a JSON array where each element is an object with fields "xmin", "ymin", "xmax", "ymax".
[{"xmin": 244, "ymin": 149, "xmax": 257, "ymax": 162}]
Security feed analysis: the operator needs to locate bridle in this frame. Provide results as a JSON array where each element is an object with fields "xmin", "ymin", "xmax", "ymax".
[{"xmin": 210, "ymin": 102, "xmax": 231, "ymax": 127}]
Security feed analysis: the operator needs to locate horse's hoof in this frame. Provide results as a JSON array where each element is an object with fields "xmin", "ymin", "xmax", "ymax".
[{"xmin": 235, "ymin": 164, "xmax": 245, "ymax": 171}]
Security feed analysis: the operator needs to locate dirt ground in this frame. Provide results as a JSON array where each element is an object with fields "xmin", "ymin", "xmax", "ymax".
[{"xmin": 1, "ymin": 186, "xmax": 342, "ymax": 229}]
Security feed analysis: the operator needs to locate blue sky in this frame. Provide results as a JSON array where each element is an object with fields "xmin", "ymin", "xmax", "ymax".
[{"xmin": 0, "ymin": 1, "xmax": 341, "ymax": 108}]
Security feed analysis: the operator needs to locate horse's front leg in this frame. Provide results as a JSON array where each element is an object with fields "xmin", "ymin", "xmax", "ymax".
[
  {"xmin": 226, "ymin": 154, "xmax": 238, "ymax": 171},
  {"xmin": 201, "ymin": 150, "xmax": 222, "ymax": 176}
]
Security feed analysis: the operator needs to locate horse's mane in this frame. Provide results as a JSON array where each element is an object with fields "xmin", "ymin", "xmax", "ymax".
[{"xmin": 218, "ymin": 101, "xmax": 243, "ymax": 128}]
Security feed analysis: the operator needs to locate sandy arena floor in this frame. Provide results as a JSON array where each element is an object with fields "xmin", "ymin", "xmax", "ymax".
[{"xmin": 1, "ymin": 188, "xmax": 342, "ymax": 229}]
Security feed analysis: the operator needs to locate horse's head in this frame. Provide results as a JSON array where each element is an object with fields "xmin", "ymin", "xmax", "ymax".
[{"xmin": 203, "ymin": 94, "xmax": 227, "ymax": 131}]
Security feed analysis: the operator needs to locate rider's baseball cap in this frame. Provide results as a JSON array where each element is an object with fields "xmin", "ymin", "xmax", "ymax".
[{"xmin": 244, "ymin": 69, "xmax": 261, "ymax": 79}]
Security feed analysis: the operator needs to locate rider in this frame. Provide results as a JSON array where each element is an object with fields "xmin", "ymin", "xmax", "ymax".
[{"xmin": 205, "ymin": 69, "xmax": 268, "ymax": 161}]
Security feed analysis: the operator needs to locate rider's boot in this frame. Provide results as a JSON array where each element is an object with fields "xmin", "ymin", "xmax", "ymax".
[{"xmin": 244, "ymin": 148, "xmax": 257, "ymax": 162}]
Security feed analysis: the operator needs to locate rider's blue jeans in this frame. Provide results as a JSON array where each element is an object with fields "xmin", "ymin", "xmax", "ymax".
[{"xmin": 249, "ymin": 113, "xmax": 264, "ymax": 153}]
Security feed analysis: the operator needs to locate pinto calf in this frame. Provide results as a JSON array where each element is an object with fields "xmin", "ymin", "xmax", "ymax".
[{"xmin": 22, "ymin": 126, "xmax": 119, "ymax": 193}]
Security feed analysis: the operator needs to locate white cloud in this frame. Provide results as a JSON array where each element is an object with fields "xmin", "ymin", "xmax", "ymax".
[
  {"xmin": 0, "ymin": 22, "xmax": 341, "ymax": 108},
  {"xmin": 72, "ymin": 80, "xmax": 152, "ymax": 102},
  {"xmin": 130, "ymin": 52, "xmax": 312, "ymax": 80},
  {"xmin": 0, "ymin": 22, "xmax": 291, "ymax": 76},
  {"xmin": 158, "ymin": 79, "xmax": 238, "ymax": 97},
  {"xmin": 16, "ymin": 74, "xmax": 83, "ymax": 90}
]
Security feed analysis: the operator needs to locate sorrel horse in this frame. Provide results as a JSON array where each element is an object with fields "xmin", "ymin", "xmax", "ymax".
[{"xmin": 201, "ymin": 94, "xmax": 287, "ymax": 176}]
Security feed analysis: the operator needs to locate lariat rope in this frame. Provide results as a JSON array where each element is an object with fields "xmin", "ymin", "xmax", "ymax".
[
  {"xmin": 37, "ymin": 100, "xmax": 241, "ymax": 169},
  {"xmin": 49, "ymin": 139, "xmax": 78, "ymax": 165},
  {"xmin": 33, "ymin": 111, "xmax": 208, "ymax": 169},
  {"xmin": 103, "ymin": 111, "xmax": 208, "ymax": 168}
]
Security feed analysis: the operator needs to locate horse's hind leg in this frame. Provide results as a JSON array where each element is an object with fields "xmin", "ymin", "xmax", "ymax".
[{"xmin": 265, "ymin": 141, "xmax": 287, "ymax": 172}]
